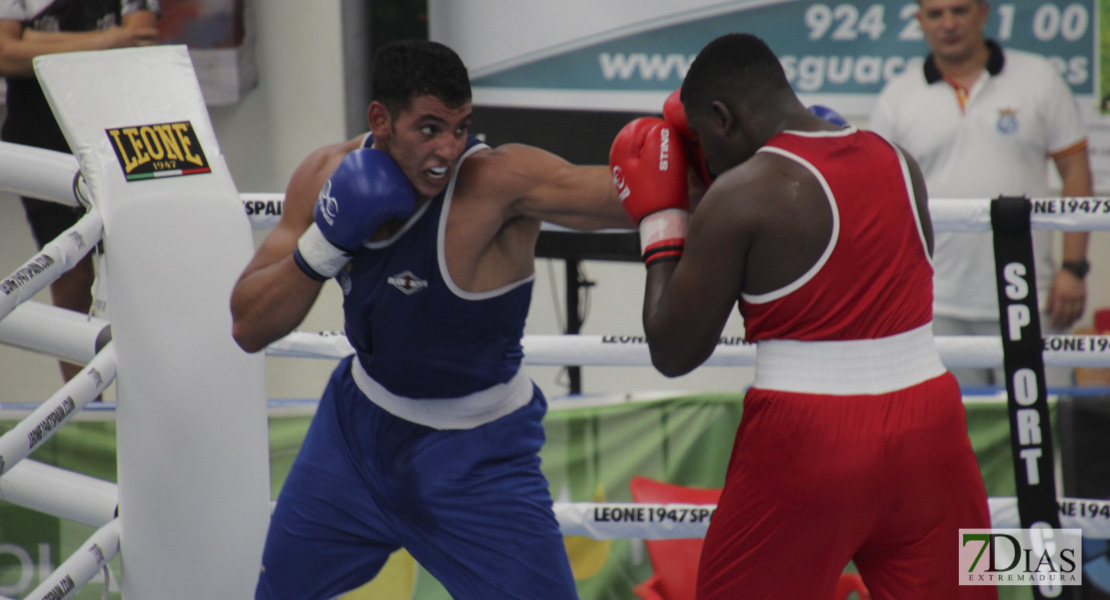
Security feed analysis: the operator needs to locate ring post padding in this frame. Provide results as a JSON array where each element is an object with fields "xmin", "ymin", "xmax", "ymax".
[{"xmin": 34, "ymin": 46, "xmax": 270, "ymax": 600}]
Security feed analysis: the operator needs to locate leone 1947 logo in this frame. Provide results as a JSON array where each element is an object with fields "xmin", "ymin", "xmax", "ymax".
[{"xmin": 105, "ymin": 121, "xmax": 211, "ymax": 181}]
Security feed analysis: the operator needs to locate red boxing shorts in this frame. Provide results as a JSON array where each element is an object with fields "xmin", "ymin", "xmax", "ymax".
[{"xmin": 697, "ymin": 373, "xmax": 997, "ymax": 600}]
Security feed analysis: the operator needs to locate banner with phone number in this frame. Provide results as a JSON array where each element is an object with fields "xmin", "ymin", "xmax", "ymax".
[{"xmin": 439, "ymin": 0, "xmax": 1097, "ymax": 118}]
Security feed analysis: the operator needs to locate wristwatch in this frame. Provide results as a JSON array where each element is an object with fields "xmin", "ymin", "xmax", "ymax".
[{"xmin": 1061, "ymin": 258, "xmax": 1090, "ymax": 280}]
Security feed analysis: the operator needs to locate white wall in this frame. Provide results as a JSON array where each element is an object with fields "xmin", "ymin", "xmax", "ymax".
[{"xmin": 4, "ymin": 2, "xmax": 1109, "ymax": 406}]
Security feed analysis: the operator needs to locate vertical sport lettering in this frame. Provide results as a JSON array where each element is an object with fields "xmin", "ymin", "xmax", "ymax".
[
  {"xmin": 1004, "ymin": 263, "xmax": 1030, "ymax": 341},
  {"xmin": 1001, "ymin": 261, "xmax": 1047, "ymax": 487}
]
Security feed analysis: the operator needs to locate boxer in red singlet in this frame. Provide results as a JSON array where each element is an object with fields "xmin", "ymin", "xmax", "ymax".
[{"xmin": 609, "ymin": 33, "xmax": 996, "ymax": 600}]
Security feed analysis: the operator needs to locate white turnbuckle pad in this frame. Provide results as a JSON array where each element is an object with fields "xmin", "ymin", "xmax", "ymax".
[{"xmin": 34, "ymin": 46, "xmax": 270, "ymax": 600}]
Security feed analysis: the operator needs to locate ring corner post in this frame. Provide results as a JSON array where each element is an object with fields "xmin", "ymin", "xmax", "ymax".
[{"xmin": 34, "ymin": 46, "xmax": 271, "ymax": 600}]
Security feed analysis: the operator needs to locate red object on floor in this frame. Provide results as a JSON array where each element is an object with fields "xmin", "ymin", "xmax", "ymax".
[
  {"xmin": 628, "ymin": 476, "xmax": 871, "ymax": 600},
  {"xmin": 629, "ymin": 476, "xmax": 721, "ymax": 600}
]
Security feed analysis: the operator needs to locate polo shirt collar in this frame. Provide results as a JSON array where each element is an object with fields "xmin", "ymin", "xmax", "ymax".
[{"xmin": 923, "ymin": 39, "xmax": 1004, "ymax": 84}]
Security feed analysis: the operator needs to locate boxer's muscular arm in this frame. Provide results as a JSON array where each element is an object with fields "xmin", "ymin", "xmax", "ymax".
[
  {"xmin": 642, "ymin": 171, "xmax": 754, "ymax": 376},
  {"xmin": 607, "ymin": 116, "xmax": 738, "ymax": 376},
  {"xmin": 230, "ymin": 141, "xmax": 355, "ymax": 353},
  {"xmin": 485, "ymin": 143, "xmax": 630, "ymax": 230}
]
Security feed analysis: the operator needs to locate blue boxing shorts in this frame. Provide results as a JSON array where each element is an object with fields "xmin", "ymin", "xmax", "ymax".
[{"xmin": 256, "ymin": 356, "xmax": 577, "ymax": 600}]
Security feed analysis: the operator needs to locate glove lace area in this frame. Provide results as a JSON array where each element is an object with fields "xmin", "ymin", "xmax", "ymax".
[
  {"xmin": 639, "ymin": 209, "xmax": 688, "ymax": 267},
  {"xmin": 294, "ymin": 222, "xmax": 352, "ymax": 281}
]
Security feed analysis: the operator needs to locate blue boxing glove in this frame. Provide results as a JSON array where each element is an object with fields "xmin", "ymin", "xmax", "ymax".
[
  {"xmin": 808, "ymin": 104, "xmax": 848, "ymax": 127},
  {"xmin": 293, "ymin": 148, "xmax": 416, "ymax": 281}
]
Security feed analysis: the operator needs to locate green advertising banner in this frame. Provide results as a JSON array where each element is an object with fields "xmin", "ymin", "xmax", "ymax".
[{"xmin": 0, "ymin": 394, "xmax": 1097, "ymax": 600}]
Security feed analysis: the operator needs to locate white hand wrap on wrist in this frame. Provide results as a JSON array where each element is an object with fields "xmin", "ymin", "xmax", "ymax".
[
  {"xmin": 293, "ymin": 223, "xmax": 351, "ymax": 281},
  {"xmin": 639, "ymin": 209, "xmax": 689, "ymax": 267}
]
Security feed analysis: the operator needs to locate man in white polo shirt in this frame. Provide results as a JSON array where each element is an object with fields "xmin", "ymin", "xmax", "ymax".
[{"xmin": 870, "ymin": 0, "xmax": 1093, "ymax": 388}]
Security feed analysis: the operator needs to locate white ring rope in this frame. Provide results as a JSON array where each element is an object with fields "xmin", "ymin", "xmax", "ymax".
[
  {"xmin": 0, "ymin": 208, "xmax": 103, "ymax": 322},
  {"xmin": 5, "ymin": 140, "xmax": 1110, "ymax": 235},
  {"xmin": 8, "ymin": 458, "xmax": 1110, "ymax": 545},
  {"xmin": 238, "ymin": 196, "xmax": 1110, "ymax": 232},
  {"xmin": 0, "ymin": 342, "xmax": 116, "ymax": 477},
  {"xmin": 0, "ymin": 142, "xmax": 80, "ymax": 206},
  {"xmin": 556, "ymin": 502, "xmax": 717, "ymax": 540},
  {"xmin": 231, "ymin": 193, "xmax": 1110, "ymax": 233},
  {"xmin": 553, "ymin": 497, "xmax": 1110, "ymax": 540},
  {"xmin": 0, "ymin": 459, "xmax": 117, "ymax": 528},
  {"xmin": 929, "ymin": 197, "xmax": 1110, "ymax": 232},
  {"xmin": 22, "ymin": 518, "xmax": 119, "ymax": 600},
  {"xmin": 265, "ymin": 330, "xmax": 1110, "ymax": 370},
  {"xmin": 239, "ymin": 192, "xmax": 285, "ymax": 230},
  {"xmin": 234, "ymin": 195, "xmax": 1110, "ymax": 233},
  {"xmin": 0, "ymin": 301, "xmax": 111, "ymax": 365}
]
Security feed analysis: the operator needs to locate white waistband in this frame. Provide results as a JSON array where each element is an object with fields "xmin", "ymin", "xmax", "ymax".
[
  {"xmin": 753, "ymin": 323, "xmax": 946, "ymax": 395},
  {"xmin": 350, "ymin": 359, "xmax": 534, "ymax": 430}
]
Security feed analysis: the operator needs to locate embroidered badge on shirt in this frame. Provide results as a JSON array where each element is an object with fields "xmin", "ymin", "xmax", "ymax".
[
  {"xmin": 996, "ymin": 107, "xmax": 1019, "ymax": 135},
  {"xmin": 388, "ymin": 271, "xmax": 429, "ymax": 295}
]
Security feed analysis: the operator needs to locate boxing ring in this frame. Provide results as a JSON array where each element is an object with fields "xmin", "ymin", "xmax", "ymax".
[{"xmin": 1, "ymin": 46, "xmax": 1110, "ymax": 599}]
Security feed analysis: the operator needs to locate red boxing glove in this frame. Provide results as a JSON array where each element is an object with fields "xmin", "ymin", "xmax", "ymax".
[
  {"xmin": 610, "ymin": 117, "xmax": 689, "ymax": 267},
  {"xmin": 662, "ymin": 88, "xmax": 695, "ymax": 138},
  {"xmin": 663, "ymin": 88, "xmax": 713, "ymax": 188}
]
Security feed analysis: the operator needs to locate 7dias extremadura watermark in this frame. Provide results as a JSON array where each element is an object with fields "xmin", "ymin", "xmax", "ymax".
[{"xmin": 960, "ymin": 528, "xmax": 1083, "ymax": 592}]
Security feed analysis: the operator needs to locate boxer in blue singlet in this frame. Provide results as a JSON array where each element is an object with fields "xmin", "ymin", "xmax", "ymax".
[{"xmin": 230, "ymin": 39, "xmax": 628, "ymax": 599}]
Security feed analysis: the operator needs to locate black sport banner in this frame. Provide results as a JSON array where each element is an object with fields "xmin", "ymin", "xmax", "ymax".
[{"xmin": 990, "ymin": 195, "xmax": 1072, "ymax": 600}]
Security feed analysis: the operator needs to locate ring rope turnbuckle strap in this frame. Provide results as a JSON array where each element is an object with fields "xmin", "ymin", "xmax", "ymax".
[{"xmin": 991, "ymin": 194, "xmax": 1072, "ymax": 600}]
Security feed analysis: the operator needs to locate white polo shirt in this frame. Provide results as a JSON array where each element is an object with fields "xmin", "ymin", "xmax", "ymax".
[{"xmin": 870, "ymin": 42, "xmax": 1088, "ymax": 320}]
